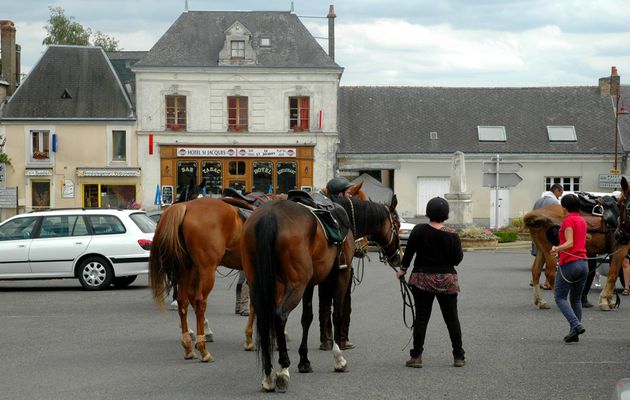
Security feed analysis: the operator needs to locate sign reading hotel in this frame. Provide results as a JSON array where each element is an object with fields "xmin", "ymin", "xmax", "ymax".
[{"xmin": 177, "ymin": 147, "xmax": 297, "ymax": 158}]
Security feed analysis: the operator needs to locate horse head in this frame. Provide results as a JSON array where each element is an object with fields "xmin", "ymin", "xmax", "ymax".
[
  {"xmin": 615, "ymin": 176, "xmax": 630, "ymax": 245},
  {"xmin": 378, "ymin": 194, "xmax": 403, "ymax": 268}
]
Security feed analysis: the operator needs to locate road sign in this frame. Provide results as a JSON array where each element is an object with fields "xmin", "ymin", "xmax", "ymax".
[
  {"xmin": 482, "ymin": 162, "xmax": 523, "ymax": 174},
  {"xmin": 599, "ymin": 174, "xmax": 626, "ymax": 188},
  {"xmin": 482, "ymin": 172, "xmax": 523, "ymax": 187}
]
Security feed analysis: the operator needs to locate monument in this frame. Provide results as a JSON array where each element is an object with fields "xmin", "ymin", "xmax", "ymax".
[{"xmin": 445, "ymin": 151, "xmax": 473, "ymax": 226}]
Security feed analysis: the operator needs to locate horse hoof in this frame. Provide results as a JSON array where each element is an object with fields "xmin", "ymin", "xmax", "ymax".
[
  {"xmin": 200, "ymin": 352, "xmax": 214, "ymax": 363},
  {"xmin": 538, "ymin": 302, "xmax": 550, "ymax": 310},
  {"xmin": 298, "ymin": 363, "xmax": 312, "ymax": 373},
  {"xmin": 599, "ymin": 304, "xmax": 611, "ymax": 311},
  {"xmin": 334, "ymin": 364, "xmax": 348, "ymax": 372},
  {"xmin": 184, "ymin": 351, "xmax": 196, "ymax": 360},
  {"xmin": 276, "ymin": 370, "xmax": 290, "ymax": 393},
  {"xmin": 243, "ymin": 343, "xmax": 256, "ymax": 351}
]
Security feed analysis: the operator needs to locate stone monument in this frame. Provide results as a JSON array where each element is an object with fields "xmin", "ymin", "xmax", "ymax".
[{"xmin": 445, "ymin": 151, "xmax": 473, "ymax": 226}]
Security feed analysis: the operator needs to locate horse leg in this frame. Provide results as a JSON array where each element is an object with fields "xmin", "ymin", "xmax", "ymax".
[
  {"xmin": 244, "ymin": 304, "xmax": 255, "ymax": 351},
  {"xmin": 177, "ymin": 282, "xmax": 196, "ymax": 359},
  {"xmin": 599, "ymin": 250, "xmax": 626, "ymax": 310},
  {"xmin": 531, "ymin": 251, "xmax": 549, "ymax": 309},
  {"xmin": 298, "ymin": 286, "xmax": 315, "ymax": 373},
  {"xmin": 193, "ymin": 268, "xmax": 215, "ymax": 363},
  {"xmin": 274, "ymin": 311, "xmax": 291, "ymax": 393},
  {"xmin": 331, "ymin": 268, "xmax": 350, "ymax": 372}
]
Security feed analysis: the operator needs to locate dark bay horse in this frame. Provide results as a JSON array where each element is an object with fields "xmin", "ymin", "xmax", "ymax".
[
  {"xmin": 241, "ymin": 196, "xmax": 401, "ymax": 392},
  {"xmin": 148, "ymin": 181, "xmax": 367, "ymax": 363},
  {"xmin": 524, "ymin": 177, "xmax": 630, "ymax": 310}
]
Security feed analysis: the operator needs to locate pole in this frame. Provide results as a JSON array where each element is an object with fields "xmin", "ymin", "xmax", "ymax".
[{"xmin": 495, "ymin": 154, "xmax": 500, "ymax": 230}]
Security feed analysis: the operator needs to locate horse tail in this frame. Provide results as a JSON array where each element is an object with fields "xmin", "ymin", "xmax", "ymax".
[
  {"xmin": 251, "ymin": 211, "xmax": 279, "ymax": 374},
  {"xmin": 148, "ymin": 203, "xmax": 189, "ymax": 310}
]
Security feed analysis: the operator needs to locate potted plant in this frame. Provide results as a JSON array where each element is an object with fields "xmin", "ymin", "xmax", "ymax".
[
  {"xmin": 457, "ymin": 225, "xmax": 499, "ymax": 248},
  {"xmin": 171, "ymin": 123, "xmax": 181, "ymax": 132},
  {"xmin": 33, "ymin": 151, "xmax": 49, "ymax": 159}
]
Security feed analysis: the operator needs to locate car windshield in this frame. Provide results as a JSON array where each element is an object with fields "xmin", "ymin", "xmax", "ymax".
[{"xmin": 130, "ymin": 212, "xmax": 157, "ymax": 233}]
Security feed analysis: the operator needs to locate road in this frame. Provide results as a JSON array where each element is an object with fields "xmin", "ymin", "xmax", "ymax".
[{"xmin": 1, "ymin": 248, "xmax": 629, "ymax": 399}]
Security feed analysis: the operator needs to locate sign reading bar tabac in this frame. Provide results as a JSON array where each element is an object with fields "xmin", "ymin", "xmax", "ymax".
[{"xmin": 177, "ymin": 147, "xmax": 297, "ymax": 158}]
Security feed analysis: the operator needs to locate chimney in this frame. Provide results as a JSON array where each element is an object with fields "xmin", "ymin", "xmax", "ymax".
[
  {"xmin": 599, "ymin": 66, "xmax": 621, "ymax": 97},
  {"xmin": 327, "ymin": 5, "xmax": 336, "ymax": 61},
  {"xmin": 0, "ymin": 20, "xmax": 17, "ymax": 95}
]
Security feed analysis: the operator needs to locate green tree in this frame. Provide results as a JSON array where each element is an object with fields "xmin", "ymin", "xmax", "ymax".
[
  {"xmin": 92, "ymin": 30, "xmax": 120, "ymax": 52},
  {"xmin": 42, "ymin": 7, "xmax": 121, "ymax": 51},
  {"xmin": 0, "ymin": 137, "xmax": 11, "ymax": 167}
]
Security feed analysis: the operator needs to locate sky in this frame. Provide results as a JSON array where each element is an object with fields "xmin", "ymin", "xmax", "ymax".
[{"xmin": 4, "ymin": 0, "xmax": 630, "ymax": 87}]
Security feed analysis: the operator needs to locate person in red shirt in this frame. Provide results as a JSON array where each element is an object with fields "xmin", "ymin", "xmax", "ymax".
[{"xmin": 550, "ymin": 194, "xmax": 588, "ymax": 343}]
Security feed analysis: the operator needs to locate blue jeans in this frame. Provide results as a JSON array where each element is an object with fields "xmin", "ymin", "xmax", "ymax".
[{"xmin": 554, "ymin": 259, "xmax": 588, "ymax": 331}]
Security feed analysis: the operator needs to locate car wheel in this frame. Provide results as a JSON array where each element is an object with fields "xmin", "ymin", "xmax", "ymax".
[
  {"xmin": 77, "ymin": 256, "xmax": 113, "ymax": 290},
  {"xmin": 112, "ymin": 275, "xmax": 137, "ymax": 288}
]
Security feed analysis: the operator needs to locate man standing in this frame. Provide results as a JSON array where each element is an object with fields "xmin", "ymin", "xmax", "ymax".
[{"xmin": 530, "ymin": 183, "xmax": 563, "ymax": 289}]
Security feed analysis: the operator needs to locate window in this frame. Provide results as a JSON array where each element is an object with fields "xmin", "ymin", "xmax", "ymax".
[
  {"xmin": 112, "ymin": 130, "xmax": 126, "ymax": 161},
  {"xmin": 289, "ymin": 97, "xmax": 309, "ymax": 131},
  {"xmin": 547, "ymin": 126, "xmax": 577, "ymax": 141},
  {"xmin": 176, "ymin": 161, "xmax": 198, "ymax": 200},
  {"xmin": 545, "ymin": 177, "xmax": 581, "ymax": 192},
  {"xmin": 478, "ymin": 126, "xmax": 506, "ymax": 142},
  {"xmin": 227, "ymin": 96, "xmax": 248, "ymax": 131},
  {"xmin": 39, "ymin": 215, "xmax": 89, "ymax": 238},
  {"xmin": 228, "ymin": 160, "xmax": 246, "ymax": 176},
  {"xmin": 260, "ymin": 37, "xmax": 271, "ymax": 47},
  {"xmin": 87, "ymin": 215, "xmax": 126, "ymax": 235},
  {"xmin": 201, "ymin": 161, "xmax": 222, "ymax": 195},
  {"xmin": 166, "ymin": 95, "xmax": 187, "ymax": 131},
  {"xmin": 0, "ymin": 217, "xmax": 38, "ymax": 241},
  {"xmin": 100, "ymin": 185, "xmax": 137, "ymax": 209},
  {"xmin": 31, "ymin": 130, "xmax": 50, "ymax": 160},
  {"xmin": 32, "ymin": 181, "xmax": 50, "ymax": 210},
  {"xmin": 253, "ymin": 161, "xmax": 273, "ymax": 193},
  {"xmin": 231, "ymin": 40, "xmax": 245, "ymax": 58},
  {"xmin": 276, "ymin": 162, "xmax": 297, "ymax": 194}
]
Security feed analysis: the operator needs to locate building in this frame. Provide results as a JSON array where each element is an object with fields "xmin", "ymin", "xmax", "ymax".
[
  {"xmin": 132, "ymin": 8, "xmax": 342, "ymax": 205},
  {"xmin": 338, "ymin": 70, "xmax": 629, "ymax": 226},
  {"xmin": 0, "ymin": 45, "xmax": 138, "ymax": 217}
]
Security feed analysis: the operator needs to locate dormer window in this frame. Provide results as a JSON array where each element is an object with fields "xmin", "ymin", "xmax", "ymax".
[
  {"xmin": 477, "ymin": 126, "xmax": 506, "ymax": 142},
  {"xmin": 547, "ymin": 126, "xmax": 577, "ymax": 142},
  {"xmin": 231, "ymin": 40, "xmax": 245, "ymax": 59},
  {"xmin": 260, "ymin": 37, "xmax": 271, "ymax": 47}
]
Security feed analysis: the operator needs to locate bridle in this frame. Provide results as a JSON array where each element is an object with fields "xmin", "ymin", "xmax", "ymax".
[
  {"xmin": 616, "ymin": 194, "xmax": 630, "ymax": 245},
  {"xmin": 376, "ymin": 209, "xmax": 402, "ymax": 267}
]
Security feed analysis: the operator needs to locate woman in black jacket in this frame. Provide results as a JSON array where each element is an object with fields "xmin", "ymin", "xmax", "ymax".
[{"xmin": 396, "ymin": 197, "xmax": 465, "ymax": 368}]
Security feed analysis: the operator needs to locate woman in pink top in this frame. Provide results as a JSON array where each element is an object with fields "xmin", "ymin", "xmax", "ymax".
[{"xmin": 550, "ymin": 194, "xmax": 588, "ymax": 343}]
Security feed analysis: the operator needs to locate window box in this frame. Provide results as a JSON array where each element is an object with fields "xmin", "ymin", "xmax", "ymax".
[
  {"xmin": 292, "ymin": 126, "xmax": 306, "ymax": 133},
  {"xmin": 171, "ymin": 124, "xmax": 182, "ymax": 132},
  {"xmin": 33, "ymin": 151, "xmax": 49, "ymax": 159}
]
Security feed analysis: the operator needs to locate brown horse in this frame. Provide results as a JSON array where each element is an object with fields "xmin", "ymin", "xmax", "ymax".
[
  {"xmin": 148, "ymin": 181, "xmax": 367, "ymax": 363},
  {"xmin": 524, "ymin": 177, "xmax": 630, "ymax": 310},
  {"xmin": 241, "ymin": 196, "xmax": 401, "ymax": 392}
]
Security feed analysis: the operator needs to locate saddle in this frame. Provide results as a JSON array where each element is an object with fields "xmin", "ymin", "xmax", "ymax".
[
  {"xmin": 288, "ymin": 190, "xmax": 350, "ymax": 244},
  {"xmin": 221, "ymin": 188, "xmax": 271, "ymax": 219},
  {"xmin": 575, "ymin": 191, "xmax": 619, "ymax": 233}
]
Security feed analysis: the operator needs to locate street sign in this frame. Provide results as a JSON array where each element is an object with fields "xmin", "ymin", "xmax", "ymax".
[
  {"xmin": 599, "ymin": 174, "xmax": 626, "ymax": 188},
  {"xmin": 482, "ymin": 162, "xmax": 523, "ymax": 174},
  {"xmin": 482, "ymin": 172, "xmax": 523, "ymax": 187}
]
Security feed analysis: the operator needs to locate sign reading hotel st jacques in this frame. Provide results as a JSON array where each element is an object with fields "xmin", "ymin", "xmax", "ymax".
[{"xmin": 176, "ymin": 147, "xmax": 297, "ymax": 158}]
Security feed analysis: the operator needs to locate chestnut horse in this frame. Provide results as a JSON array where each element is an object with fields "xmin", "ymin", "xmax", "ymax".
[
  {"xmin": 148, "ymin": 182, "xmax": 367, "ymax": 363},
  {"xmin": 524, "ymin": 176, "xmax": 630, "ymax": 310},
  {"xmin": 241, "ymin": 196, "xmax": 401, "ymax": 392}
]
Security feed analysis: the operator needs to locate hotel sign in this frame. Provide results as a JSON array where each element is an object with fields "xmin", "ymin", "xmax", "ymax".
[
  {"xmin": 25, "ymin": 169, "xmax": 53, "ymax": 176},
  {"xmin": 177, "ymin": 147, "xmax": 297, "ymax": 158},
  {"xmin": 77, "ymin": 168, "xmax": 141, "ymax": 177}
]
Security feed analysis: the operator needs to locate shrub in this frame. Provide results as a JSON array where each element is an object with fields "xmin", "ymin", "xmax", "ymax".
[
  {"xmin": 458, "ymin": 226, "xmax": 498, "ymax": 241},
  {"xmin": 493, "ymin": 230, "xmax": 519, "ymax": 243}
]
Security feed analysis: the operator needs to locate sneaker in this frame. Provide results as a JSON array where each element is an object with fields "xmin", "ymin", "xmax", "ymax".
[
  {"xmin": 564, "ymin": 330, "xmax": 580, "ymax": 343},
  {"xmin": 581, "ymin": 300, "xmax": 594, "ymax": 308},
  {"xmin": 169, "ymin": 300, "xmax": 178, "ymax": 310},
  {"xmin": 405, "ymin": 356, "xmax": 422, "ymax": 368},
  {"xmin": 453, "ymin": 358, "xmax": 466, "ymax": 367}
]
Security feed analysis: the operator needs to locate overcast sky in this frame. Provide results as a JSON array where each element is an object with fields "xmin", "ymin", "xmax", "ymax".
[{"xmin": 5, "ymin": 0, "xmax": 630, "ymax": 87}]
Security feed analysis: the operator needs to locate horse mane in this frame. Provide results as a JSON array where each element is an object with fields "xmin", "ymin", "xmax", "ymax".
[{"xmin": 333, "ymin": 197, "xmax": 389, "ymax": 236}]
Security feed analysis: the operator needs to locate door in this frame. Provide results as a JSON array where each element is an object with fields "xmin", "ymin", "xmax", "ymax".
[
  {"xmin": 226, "ymin": 179, "xmax": 246, "ymax": 194},
  {"xmin": 0, "ymin": 216, "xmax": 38, "ymax": 275},
  {"xmin": 416, "ymin": 177, "xmax": 450, "ymax": 216},
  {"xmin": 490, "ymin": 188, "xmax": 510, "ymax": 229},
  {"xmin": 29, "ymin": 215, "xmax": 91, "ymax": 275}
]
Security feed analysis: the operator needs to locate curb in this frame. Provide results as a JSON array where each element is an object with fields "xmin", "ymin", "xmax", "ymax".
[{"xmin": 463, "ymin": 241, "xmax": 531, "ymax": 252}]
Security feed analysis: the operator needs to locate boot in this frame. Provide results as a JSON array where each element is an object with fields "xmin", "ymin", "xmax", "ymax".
[
  {"xmin": 239, "ymin": 282, "xmax": 250, "ymax": 316},
  {"xmin": 235, "ymin": 283, "xmax": 242, "ymax": 314}
]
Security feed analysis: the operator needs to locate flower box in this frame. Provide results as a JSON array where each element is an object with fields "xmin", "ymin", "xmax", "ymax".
[
  {"xmin": 460, "ymin": 238, "xmax": 499, "ymax": 248},
  {"xmin": 32, "ymin": 152, "xmax": 49, "ymax": 159}
]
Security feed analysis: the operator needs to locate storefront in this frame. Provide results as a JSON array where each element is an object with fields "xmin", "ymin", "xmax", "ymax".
[
  {"xmin": 76, "ymin": 168, "xmax": 142, "ymax": 209},
  {"xmin": 159, "ymin": 145, "xmax": 314, "ymax": 202}
]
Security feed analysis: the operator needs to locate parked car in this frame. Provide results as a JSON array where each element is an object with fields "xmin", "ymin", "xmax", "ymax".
[
  {"xmin": 146, "ymin": 210, "xmax": 163, "ymax": 223},
  {"xmin": 399, "ymin": 217, "xmax": 416, "ymax": 248},
  {"xmin": 0, "ymin": 208, "xmax": 156, "ymax": 290}
]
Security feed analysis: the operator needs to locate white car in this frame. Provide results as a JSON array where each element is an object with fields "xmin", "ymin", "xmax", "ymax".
[
  {"xmin": 399, "ymin": 217, "xmax": 416, "ymax": 248},
  {"xmin": 0, "ymin": 208, "xmax": 155, "ymax": 290}
]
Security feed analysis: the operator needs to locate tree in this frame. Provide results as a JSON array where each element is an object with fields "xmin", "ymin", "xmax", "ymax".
[
  {"xmin": 42, "ymin": 6, "xmax": 120, "ymax": 51},
  {"xmin": 0, "ymin": 137, "xmax": 11, "ymax": 167}
]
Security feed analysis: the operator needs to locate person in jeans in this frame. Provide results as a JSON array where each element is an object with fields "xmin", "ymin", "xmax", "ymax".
[
  {"xmin": 550, "ymin": 194, "xmax": 588, "ymax": 343},
  {"xmin": 529, "ymin": 183, "xmax": 563, "ymax": 290},
  {"xmin": 396, "ymin": 197, "xmax": 465, "ymax": 368}
]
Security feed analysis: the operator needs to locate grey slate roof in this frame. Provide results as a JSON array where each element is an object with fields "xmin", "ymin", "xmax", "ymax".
[
  {"xmin": 106, "ymin": 51, "xmax": 147, "ymax": 107},
  {"xmin": 338, "ymin": 86, "xmax": 618, "ymax": 155},
  {"xmin": 1, "ymin": 45, "xmax": 134, "ymax": 120},
  {"xmin": 618, "ymin": 85, "xmax": 630, "ymax": 152},
  {"xmin": 134, "ymin": 11, "xmax": 339, "ymax": 69}
]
